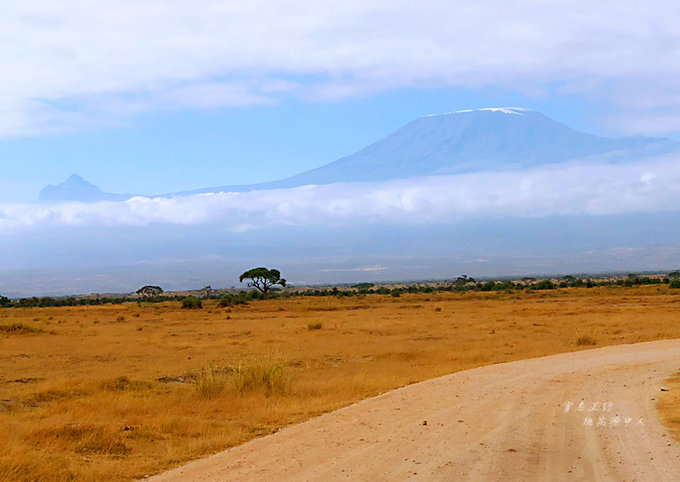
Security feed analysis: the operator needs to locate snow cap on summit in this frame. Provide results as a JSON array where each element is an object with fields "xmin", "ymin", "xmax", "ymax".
[{"xmin": 426, "ymin": 107, "xmax": 532, "ymax": 117}]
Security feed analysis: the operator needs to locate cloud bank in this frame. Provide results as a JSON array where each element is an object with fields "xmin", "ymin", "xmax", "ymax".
[
  {"xmin": 2, "ymin": 1, "xmax": 680, "ymax": 136},
  {"xmin": 2, "ymin": 155, "xmax": 679, "ymax": 233}
]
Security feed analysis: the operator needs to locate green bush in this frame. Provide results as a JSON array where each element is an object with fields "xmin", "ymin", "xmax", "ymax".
[
  {"xmin": 218, "ymin": 293, "xmax": 250, "ymax": 307},
  {"xmin": 245, "ymin": 290, "xmax": 262, "ymax": 300},
  {"xmin": 534, "ymin": 279, "xmax": 556, "ymax": 290},
  {"xmin": 181, "ymin": 296, "xmax": 203, "ymax": 309},
  {"xmin": 669, "ymin": 279, "xmax": 680, "ymax": 289}
]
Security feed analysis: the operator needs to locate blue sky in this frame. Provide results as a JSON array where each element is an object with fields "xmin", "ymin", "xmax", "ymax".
[{"xmin": 1, "ymin": 1, "xmax": 680, "ymax": 202}]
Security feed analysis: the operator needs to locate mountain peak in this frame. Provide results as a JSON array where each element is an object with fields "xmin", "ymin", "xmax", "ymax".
[
  {"xmin": 64, "ymin": 173, "xmax": 95, "ymax": 186},
  {"xmin": 66, "ymin": 173, "xmax": 85, "ymax": 181},
  {"xmin": 38, "ymin": 174, "xmax": 131, "ymax": 202}
]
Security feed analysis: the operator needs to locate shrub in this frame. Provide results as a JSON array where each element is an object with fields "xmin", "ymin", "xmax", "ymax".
[
  {"xmin": 535, "ymin": 280, "xmax": 556, "ymax": 290},
  {"xmin": 181, "ymin": 296, "xmax": 203, "ymax": 309},
  {"xmin": 307, "ymin": 322, "xmax": 322, "ymax": 330},
  {"xmin": 669, "ymin": 279, "xmax": 680, "ymax": 289},
  {"xmin": 479, "ymin": 281, "xmax": 497, "ymax": 291},
  {"xmin": 576, "ymin": 335, "xmax": 597, "ymax": 346},
  {"xmin": 218, "ymin": 293, "xmax": 249, "ymax": 307},
  {"xmin": 235, "ymin": 290, "xmax": 262, "ymax": 301}
]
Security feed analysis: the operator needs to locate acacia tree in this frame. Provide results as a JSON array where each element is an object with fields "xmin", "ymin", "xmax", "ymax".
[
  {"xmin": 136, "ymin": 285, "xmax": 164, "ymax": 297},
  {"xmin": 239, "ymin": 267, "xmax": 286, "ymax": 298}
]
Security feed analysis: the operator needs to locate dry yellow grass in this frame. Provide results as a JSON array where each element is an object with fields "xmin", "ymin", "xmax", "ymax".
[
  {"xmin": 657, "ymin": 372, "xmax": 680, "ymax": 442},
  {"xmin": 2, "ymin": 286, "xmax": 680, "ymax": 481}
]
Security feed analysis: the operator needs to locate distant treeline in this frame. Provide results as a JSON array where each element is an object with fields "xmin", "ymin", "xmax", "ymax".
[
  {"xmin": 2, "ymin": 273, "xmax": 679, "ymax": 309},
  {"xmin": 0, "ymin": 294, "xmax": 181, "ymax": 308},
  {"xmin": 0, "ymin": 290, "xmax": 268, "ymax": 309},
  {"xmin": 289, "ymin": 274, "xmax": 680, "ymax": 298}
]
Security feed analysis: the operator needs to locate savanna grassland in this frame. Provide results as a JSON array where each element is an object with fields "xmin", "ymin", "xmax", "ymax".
[{"xmin": 2, "ymin": 286, "xmax": 680, "ymax": 481}]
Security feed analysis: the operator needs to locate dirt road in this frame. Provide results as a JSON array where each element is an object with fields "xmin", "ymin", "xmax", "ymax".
[{"xmin": 150, "ymin": 340, "xmax": 680, "ymax": 481}]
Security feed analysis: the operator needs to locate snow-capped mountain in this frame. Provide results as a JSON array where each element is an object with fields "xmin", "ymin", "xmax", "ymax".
[{"xmin": 175, "ymin": 107, "xmax": 677, "ymax": 195}]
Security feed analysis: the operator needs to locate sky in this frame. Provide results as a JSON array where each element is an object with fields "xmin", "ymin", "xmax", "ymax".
[
  {"xmin": 1, "ymin": 0, "xmax": 680, "ymax": 202},
  {"xmin": 2, "ymin": 0, "xmax": 680, "ymax": 295}
]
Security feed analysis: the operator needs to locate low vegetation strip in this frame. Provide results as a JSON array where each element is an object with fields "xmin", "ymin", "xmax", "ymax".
[
  {"xmin": 0, "ymin": 323, "xmax": 44, "ymax": 335},
  {"xmin": 1, "ymin": 286, "xmax": 680, "ymax": 480},
  {"xmin": 0, "ymin": 271, "xmax": 677, "ymax": 309}
]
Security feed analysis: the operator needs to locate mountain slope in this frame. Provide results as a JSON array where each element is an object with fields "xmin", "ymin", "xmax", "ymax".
[
  {"xmin": 38, "ymin": 174, "xmax": 132, "ymax": 202},
  {"xmin": 37, "ymin": 109, "xmax": 680, "ymax": 201},
  {"xmin": 174, "ymin": 107, "xmax": 677, "ymax": 195}
]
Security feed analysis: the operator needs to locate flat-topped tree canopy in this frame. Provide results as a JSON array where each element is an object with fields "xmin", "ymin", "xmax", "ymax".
[{"xmin": 136, "ymin": 285, "xmax": 163, "ymax": 297}]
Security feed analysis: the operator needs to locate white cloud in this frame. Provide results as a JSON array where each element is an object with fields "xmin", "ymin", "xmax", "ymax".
[
  {"xmin": 1, "ymin": 1, "xmax": 679, "ymax": 136},
  {"xmin": 2, "ymin": 153, "xmax": 680, "ymax": 233}
]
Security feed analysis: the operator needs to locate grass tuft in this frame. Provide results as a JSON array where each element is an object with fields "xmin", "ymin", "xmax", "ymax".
[
  {"xmin": 307, "ymin": 322, "xmax": 322, "ymax": 330},
  {"xmin": 233, "ymin": 358, "xmax": 288, "ymax": 396},
  {"xmin": 195, "ymin": 365, "xmax": 226, "ymax": 399}
]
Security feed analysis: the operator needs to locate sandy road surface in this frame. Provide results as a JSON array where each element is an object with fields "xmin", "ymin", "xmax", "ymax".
[{"xmin": 150, "ymin": 340, "xmax": 680, "ymax": 481}]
